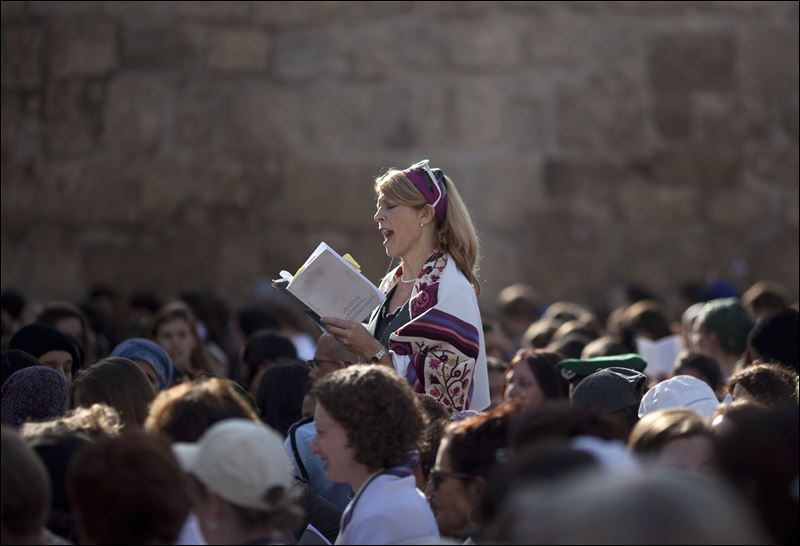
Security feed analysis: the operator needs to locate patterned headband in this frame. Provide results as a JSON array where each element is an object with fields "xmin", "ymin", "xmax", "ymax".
[{"xmin": 403, "ymin": 159, "xmax": 448, "ymax": 227}]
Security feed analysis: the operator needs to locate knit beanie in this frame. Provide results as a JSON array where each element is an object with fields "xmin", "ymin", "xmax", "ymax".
[
  {"xmin": 1, "ymin": 350, "xmax": 40, "ymax": 387},
  {"xmin": 1, "ymin": 366, "xmax": 68, "ymax": 427},
  {"xmin": 8, "ymin": 323, "xmax": 81, "ymax": 376}
]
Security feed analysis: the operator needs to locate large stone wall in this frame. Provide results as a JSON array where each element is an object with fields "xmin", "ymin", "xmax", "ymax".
[{"xmin": 2, "ymin": 1, "xmax": 798, "ymax": 314}]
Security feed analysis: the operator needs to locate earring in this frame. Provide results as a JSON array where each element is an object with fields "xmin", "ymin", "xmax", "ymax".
[{"xmin": 419, "ymin": 222, "xmax": 424, "ymax": 228}]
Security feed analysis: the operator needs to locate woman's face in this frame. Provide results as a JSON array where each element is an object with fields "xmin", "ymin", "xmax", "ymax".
[
  {"xmin": 310, "ymin": 403, "xmax": 358, "ymax": 485},
  {"xmin": 504, "ymin": 362, "xmax": 545, "ymax": 407},
  {"xmin": 38, "ymin": 350, "xmax": 73, "ymax": 384},
  {"xmin": 374, "ymin": 194, "xmax": 427, "ymax": 260},
  {"xmin": 156, "ymin": 318, "xmax": 196, "ymax": 369},
  {"xmin": 132, "ymin": 359, "xmax": 161, "ymax": 392},
  {"xmin": 425, "ymin": 438, "xmax": 479, "ymax": 540}
]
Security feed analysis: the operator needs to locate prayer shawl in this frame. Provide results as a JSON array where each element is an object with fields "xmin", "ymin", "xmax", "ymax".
[{"xmin": 369, "ymin": 250, "xmax": 490, "ymax": 411}]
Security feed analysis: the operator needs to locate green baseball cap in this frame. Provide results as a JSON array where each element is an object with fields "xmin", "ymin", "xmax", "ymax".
[{"xmin": 556, "ymin": 354, "xmax": 647, "ymax": 383}]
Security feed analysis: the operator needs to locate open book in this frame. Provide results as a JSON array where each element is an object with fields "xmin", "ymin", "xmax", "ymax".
[
  {"xmin": 636, "ymin": 334, "xmax": 683, "ymax": 380},
  {"xmin": 273, "ymin": 242, "xmax": 385, "ymax": 326}
]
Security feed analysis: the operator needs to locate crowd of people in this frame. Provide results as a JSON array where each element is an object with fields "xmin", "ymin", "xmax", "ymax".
[{"xmin": 1, "ymin": 160, "xmax": 798, "ymax": 545}]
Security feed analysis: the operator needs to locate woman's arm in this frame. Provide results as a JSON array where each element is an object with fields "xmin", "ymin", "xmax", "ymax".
[{"xmin": 321, "ymin": 317, "xmax": 389, "ymax": 365}]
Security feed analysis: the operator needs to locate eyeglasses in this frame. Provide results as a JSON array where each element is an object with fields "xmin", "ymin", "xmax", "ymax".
[
  {"xmin": 429, "ymin": 468, "xmax": 474, "ymax": 489},
  {"xmin": 408, "ymin": 159, "xmax": 444, "ymax": 208},
  {"xmin": 306, "ymin": 359, "xmax": 343, "ymax": 368}
]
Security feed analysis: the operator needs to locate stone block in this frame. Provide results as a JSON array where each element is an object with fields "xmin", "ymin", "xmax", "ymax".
[
  {"xmin": 2, "ymin": 26, "xmax": 44, "ymax": 90},
  {"xmin": 632, "ymin": 142, "xmax": 742, "ymax": 189},
  {"xmin": 252, "ymin": 1, "xmax": 337, "ymax": 28},
  {"xmin": 556, "ymin": 70, "xmax": 649, "ymax": 157},
  {"xmin": 1, "ymin": 1, "xmax": 26, "ymax": 18},
  {"xmin": 444, "ymin": 16, "xmax": 525, "ymax": 68},
  {"xmin": 28, "ymin": 1, "xmax": 100, "ymax": 16},
  {"xmin": 1, "ymin": 226, "xmax": 84, "ymax": 301},
  {"xmin": 706, "ymin": 184, "xmax": 778, "ymax": 229},
  {"xmin": 275, "ymin": 158, "xmax": 387, "ymax": 229},
  {"xmin": 121, "ymin": 22, "xmax": 208, "ymax": 71},
  {"xmin": 102, "ymin": 75, "xmax": 176, "ymax": 158},
  {"xmin": 738, "ymin": 26, "xmax": 799, "ymax": 138},
  {"xmin": 742, "ymin": 143, "xmax": 799, "ymax": 189},
  {"xmin": 272, "ymin": 28, "xmax": 348, "ymax": 82},
  {"xmin": 44, "ymin": 80, "xmax": 94, "ymax": 156},
  {"xmin": 648, "ymin": 30, "xmax": 736, "ymax": 98},
  {"xmin": 173, "ymin": 1, "xmax": 251, "ymax": 22},
  {"xmin": 617, "ymin": 182, "xmax": 701, "ymax": 227},
  {"xmin": 207, "ymin": 28, "xmax": 270, "ymax": 74},
  {"xmin": 457, "ymin": 158, "xmax": 545, "ymax": 230},
  {"xmin": 50, "ymin": 20, "xmax": 118, "ymax": 78}
]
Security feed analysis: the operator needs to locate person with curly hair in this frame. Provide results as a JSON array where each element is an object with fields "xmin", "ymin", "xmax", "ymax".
[
  {"xmin": 725, "ymin": 362, "xmax": 798, "ymax": 408},
  {"xmin": 311, "ymin": 365, "xmax": 438, "ymax": 544}
]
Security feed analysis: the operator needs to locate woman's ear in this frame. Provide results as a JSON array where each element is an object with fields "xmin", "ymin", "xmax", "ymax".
[{"xmin": 420, "ymin": 204, "xmax": 436, "ymax": 226}]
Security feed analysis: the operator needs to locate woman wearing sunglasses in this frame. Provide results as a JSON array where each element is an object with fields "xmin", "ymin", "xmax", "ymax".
[{"xmin": 323, "ymin": 159, "xmax": 490, "ymax": 412}]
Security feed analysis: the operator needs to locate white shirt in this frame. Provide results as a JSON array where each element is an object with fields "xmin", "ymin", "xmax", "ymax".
[{"xmin": 335, "ymin": 473, "xmax": 439, "ymax": 545}]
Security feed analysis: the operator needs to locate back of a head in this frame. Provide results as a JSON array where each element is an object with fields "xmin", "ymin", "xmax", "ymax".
[
  {"xmin": 622, "ymin": 300, "xmax": 674, "ymax": 341},
  {"xmin": 742, "ymin": 281, "xmax": 788, "ymax": 319},
  {"xmin": 629, "ymin": 408, "xmax": 710, "ymax": 455},
  {"xmin": 1, "ymin": 426, "xmax": 51, "ymax": 540},
  {"xmin": 674, "ymin": 352, "xmax": 723, "ymax": 393},
  {"xmin": 36, "ymin": 301, "xmax": 94, "ymax": 367},
  {"xmin": 70, "ymin": 358, "xmax": 156, "ymax": 429},
  {"xmin": 581, "ymin": 336, "xmax": 629, "ymax": 359},
  {"xmin": 145, "ymin": 378, "xmax": 259, "ymax": 443},
  {"xmin": 523, "ymin": 318, "xmax": 561, "ymax": 349},
  {"xmin": 1, "ymin": 349, "xmax": 39, "ymax": 388},
  {"xmin": 313, "ymin": 364, "xmax": 423, "ymax": 471},
  {"xmin": 444, "ymin": 403, "xmax": 522, "ymax": 479},
  {"xmin": 500, "ymin": 469, "xmax": 767, "ymax": 544},
  {"xmin": 510, "ymin": 401, "xmax": 628, "ymax": 452},
  {"xmin": 67, "ymin": 431, "xmax": 190, "ymax": 545},
  {"xmin": 711, "ymin": 402, "xmax": 798, "ymax": 544},
  {"xmin": 698, "ymin": 298, "xmax": 754, "ymax": 357},
  {"xmin": 237, "ymin": 305, "xmax": 281, "ymax": 339},
  {"xmin": 255, "ymin": 359, "xmax": 311, "ymax": 436},
  {"xmin": 497, "ymin": 284, "xmax": 540, "ymax": 321},
  {"xmin": 748, "ymin": 308, "xmax": 799, "ymax": 372},
  {"xmin": 1, "ymin": 365, "xmax": 68, "ymax": 428},
  {"xmin": 726, "ymin": 362, "xmax": 798, "ymax": 409},
  {"xmin": 241, "ymin": 329, "xmax": 297, "ymax": 383}
]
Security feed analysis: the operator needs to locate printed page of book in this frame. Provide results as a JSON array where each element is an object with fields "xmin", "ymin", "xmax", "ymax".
[
  {"xmin": 286, "ymin": 243, "xmax": 384, "ymax": 322},
  {"xmin": 636, "ymin": 335, "xmax": 683, "ymax": 380}
]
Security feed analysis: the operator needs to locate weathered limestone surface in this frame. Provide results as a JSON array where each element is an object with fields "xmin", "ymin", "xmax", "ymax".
[{"xmin": 2, "ymin": 1, "xmax": 798, "ymax": 314}]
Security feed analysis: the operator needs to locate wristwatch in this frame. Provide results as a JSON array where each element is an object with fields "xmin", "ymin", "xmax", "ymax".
[{"xmin": 371, "ymin": 345, "xmax": 388, "ymax": 363}]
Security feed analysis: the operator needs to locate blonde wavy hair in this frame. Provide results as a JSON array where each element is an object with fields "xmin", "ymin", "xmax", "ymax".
[{"xmin": 375, "ymin": 166, "xmax": 481, "ymax": 294}]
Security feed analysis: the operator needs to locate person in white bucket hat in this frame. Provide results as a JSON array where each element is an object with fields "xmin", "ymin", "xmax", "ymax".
[{"xmin": 173, "ymin": 419, "xmax": 301, "ymax": 545}]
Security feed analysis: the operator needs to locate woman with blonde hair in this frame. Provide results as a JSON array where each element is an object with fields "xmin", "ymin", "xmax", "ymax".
[{"xmin": 323, "ymin": 160, "xmax": 489, "ymax": 411}]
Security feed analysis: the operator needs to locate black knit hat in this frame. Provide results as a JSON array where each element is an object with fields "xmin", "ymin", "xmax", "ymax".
[
  {"xmin": 8, "ymin": 323, "xmax": 81, "ymax": 375},
  {"xmin": 748, "ymin": 308, "xmax": 799, "ymax": 372},
  {"xmin": 1, "ymin": 350, "xmax": 40, "ymax": 387}
]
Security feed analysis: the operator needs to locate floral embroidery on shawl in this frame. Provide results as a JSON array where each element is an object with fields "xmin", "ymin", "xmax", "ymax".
[{"xmin": 384, "ymin": 250, "xmax": 479, "ymax": 411}]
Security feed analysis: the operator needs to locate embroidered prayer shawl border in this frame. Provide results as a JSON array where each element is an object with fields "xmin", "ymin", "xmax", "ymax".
[{"xmin": 380, "ymin": 251, "xmax": 490, "ymax": 411}]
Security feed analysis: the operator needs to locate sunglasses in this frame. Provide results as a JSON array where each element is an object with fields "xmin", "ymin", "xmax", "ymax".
[
  {"xmin": 429, "ymin": 468, "xmax": 474, "ymax": 489},
  {"xmin": 408, "ymin": 158, "xmax": 444, "ymax": 208}
]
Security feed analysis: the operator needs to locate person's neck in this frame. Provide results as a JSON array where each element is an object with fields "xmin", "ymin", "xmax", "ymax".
[
  {"xmin": 347, "ymin": 464, "xmax": 378, "ymax": 495},
  {"xmin": 400, "ymin": 243, "xmax": 437, "ymax": 282}
]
